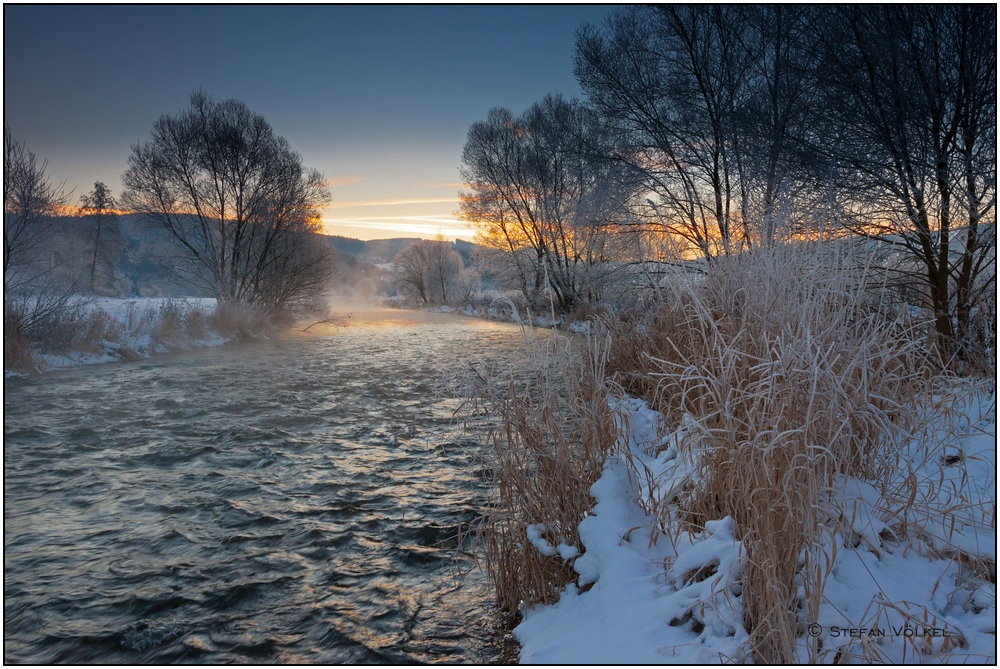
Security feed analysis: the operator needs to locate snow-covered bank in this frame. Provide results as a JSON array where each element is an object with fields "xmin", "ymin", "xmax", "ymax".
[
  {"xmin": 515, "ymin": 392, "xmax": 997, "ymax": 663},
  {"xmin": 6, "ymin": 297, "xmax": 224, "ymax": 377},
  {"xmin": 78, "ymin": 296, "xmax": 217, "ymax": 322}
]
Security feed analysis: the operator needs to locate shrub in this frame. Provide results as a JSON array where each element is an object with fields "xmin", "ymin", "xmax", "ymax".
[{"xmin": 210, "ymin": 301, "xmax": 273, "ymax": 340}]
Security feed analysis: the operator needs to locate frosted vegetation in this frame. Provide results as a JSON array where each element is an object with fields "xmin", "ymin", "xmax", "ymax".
[
  {"xmin": 456, "ymin": 5, "xmax": 996, "ymax": 664},
  {"xmin": 469, "ymin": 245, "xmax": 995, "ymax": 662},
  {"xmin": 3, "ymin": 4, "xmax": 996, "ymax": 664}
]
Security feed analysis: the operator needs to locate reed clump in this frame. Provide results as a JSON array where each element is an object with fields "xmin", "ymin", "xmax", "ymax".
[
  {"xmin": 468, "ymin": 331, "xmax": 620, "ymax": 617},
  {"xmin": 209, "ymin": 301, "xmax": 275, "ymax": 340},
  {"xmin": 605, "ymin": 240, "xmax": 939, "ymax": 662},
  {"xmin": 3, "ymin": 304, "xmax": 36, "ymax": 374}
]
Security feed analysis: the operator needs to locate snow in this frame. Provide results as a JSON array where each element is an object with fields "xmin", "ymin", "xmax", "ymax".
[
  {"xmin": 526, "ymin": 524, "xmax": 580, "ymax": 562},
  {"xmin": 79, "ymin": 296, "xmax": 217, "ymax": 321},
  {"xmin": 514, "ymin": 391, "xmax": 997, "ymax": 664},
  {"xmin": 21, "ymin": 297, "xmax": 225, "ymax": 375}
]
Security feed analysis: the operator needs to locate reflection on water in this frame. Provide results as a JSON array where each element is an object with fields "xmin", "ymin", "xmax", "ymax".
[{"xmin": 4, "ymin": 309, "xmax": 535, "ymax": 663}]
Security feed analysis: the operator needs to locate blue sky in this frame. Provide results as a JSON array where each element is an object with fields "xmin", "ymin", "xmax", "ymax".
[{"xmin": 4, "ymin": 4, "xmax": 615, "ymax": 240}]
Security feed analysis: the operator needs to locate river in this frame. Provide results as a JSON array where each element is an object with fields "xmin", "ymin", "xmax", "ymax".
[{"xmin": 4, "ymin": 309, "xmax": 540, "ymax": 663}]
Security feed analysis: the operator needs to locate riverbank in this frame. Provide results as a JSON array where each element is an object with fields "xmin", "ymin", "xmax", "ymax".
[
  {"xmin": 3, "ymin": 297, "xmax": 544, "ymax": 378},
  {"xmin": 514, "ymin": 389, "xmax": 996, "ymax": 663},
  {"xmin": 3, "ymin": 297, "xmax": 271, "ymax": 377},
  {"xmin": 468, "ymin": 244, "xmax": 996, "ymax": 664}
]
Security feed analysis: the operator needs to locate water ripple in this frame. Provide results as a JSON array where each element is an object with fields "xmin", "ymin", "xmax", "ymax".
[{"xmin": 4, "ymin": 309, "xmax": 537, "ymax": 664}]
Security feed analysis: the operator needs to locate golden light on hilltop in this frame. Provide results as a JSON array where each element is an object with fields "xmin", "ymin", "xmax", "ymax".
[{"xmin": 53, "ymin": 204, "xmax": 131, "ymax": 217}]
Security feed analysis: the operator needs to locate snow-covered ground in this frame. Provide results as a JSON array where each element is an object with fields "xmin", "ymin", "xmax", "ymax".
[
  {"xmin": 515, "ymin": 391, "xmax": 997, "ymax": 663},
  {"xmin": 17, "ymin": 297, "xmax": 224, "ymax": 375},
  {"xmin": 79, "ymin": 296, "xmax": 217, "ymax": 322}
]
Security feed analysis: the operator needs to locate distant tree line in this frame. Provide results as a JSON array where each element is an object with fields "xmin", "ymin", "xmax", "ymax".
[
  {"xmin": 459, "ymin": 5, "xmax": 996, "ymax": 358},
  {"xmin": 392, "ymin": 238, "xmax": 478, "ymax": 306}
]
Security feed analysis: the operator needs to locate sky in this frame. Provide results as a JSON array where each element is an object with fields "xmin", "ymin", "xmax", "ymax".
[{"xmin": 4, "ymin": 4, "xmax": 615, "ymax": 241}]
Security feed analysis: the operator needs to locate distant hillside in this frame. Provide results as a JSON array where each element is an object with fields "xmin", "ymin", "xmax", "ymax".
[
  {"xmin": 80, "ymin": 214, "xmax": 483, "ymax": 296},
  {"xmin": 325, "ymin": 236, "xmax": 420, "ymax": 262},
  {"xmin": 324, "ymin": 235, "xmax": 481, "ymax": 265}
]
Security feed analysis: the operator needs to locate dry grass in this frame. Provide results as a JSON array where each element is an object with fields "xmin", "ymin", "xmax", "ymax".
[
  {"xmin": 603, "ymin": 239, "xmax": 941, "ymax": 662},
  {"xmin": 124, "ymin": 299, "xmax": 219, "ymax": 347},
  {"xmin": 210, "ymin": 301, "xmax": 274, "ymax": 340},
  {"xmin": 466, "ymin": 237, "xmax": 976, "ymax": 662},
  {"xmin": 30, "ymin": 304, "xmax": 124, "ymax": 356},
  {"xmin": 149, "ymin": 300, "xmax": 189, "ymax": 347},
  {"xmin": 75, "ymin": 309, "xmax": 125, "ymax": 353},
  {"xmin": 3, "ymin": 298, "xmax": 251, "ymax": 374},
  {"xmin": 467, "ymin": 329, "xmax": 621, "ymax": 616},
  {"xmin": 4, "ymin": 305, "xmax": 36, "ymax": 374}
]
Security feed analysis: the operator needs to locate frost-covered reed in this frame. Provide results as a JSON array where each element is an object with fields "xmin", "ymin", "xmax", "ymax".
[
  {"xmin": 3, "ymin": 297, "xmax": 275, "ymax": 374},
  {"xmin": 466, "ymin": 327, "xmax": 620, "ymax": 617},
  {"xmin": 473, "ymin": 233, "xmax": 994, "ymax": 663},
  {"xmin": 607, "ymin": 237, "xmax": 996, "ymax": 662}
]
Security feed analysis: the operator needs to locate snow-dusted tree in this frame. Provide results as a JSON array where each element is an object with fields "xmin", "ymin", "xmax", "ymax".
[
  {"xmin": 394, "ymin": 242, "xmax": 431, "ymax": 303},
  {"xmin": 393, "ymin": 239, "xmax": 464, "ymax": 305},
  {"xmin": 426, "ymin": 237, "xmax": 464, "ymax": 304},
  {"xmin": 121, "ymin": 91, "xmax": 335, "ymax": 312},
  {"xmin": 458, "ymin": 94, "xmax": 633, "ymax": 311}
]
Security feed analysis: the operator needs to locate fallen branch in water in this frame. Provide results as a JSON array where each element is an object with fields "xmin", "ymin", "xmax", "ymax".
[{"xmin": 302, "ymin": 312, "xmax": 352, "ymax": 332}]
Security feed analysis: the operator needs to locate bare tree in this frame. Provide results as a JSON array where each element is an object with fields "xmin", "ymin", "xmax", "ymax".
[
  {"xmin": 458, "ymin": 95, "xmax": 632, "ymax": 311},
  {"xmin": 78, "ymin": 181, "xmax": 120, "ymax": 294},
  {"xmin": 575, "ymin": 6, "xmax": 827, "ymax": 255},
  {"xmin": 3, "ymin": 125, "xmax": 80, "ymax": 341},
  {"xmin": 575, "ymin": 6, "xmax": 754, "ymax": 258},
  {"xmin": 393, "ymin": 239, "xmax": 464, "ymax": 305},
  {"xmin": 121, "ymin": 91, "xmax": 335, "ymax": 312},
  {"xmin": 738, "ymin": 5, "xmax": 822, "ymax": 244},
  {"xmin": 811, "ymin": 5, "xmax": 996, "ymax": 360},
  {"xmin": 4, "ymin": 124, "xmax": 69, "ymax": 293}
]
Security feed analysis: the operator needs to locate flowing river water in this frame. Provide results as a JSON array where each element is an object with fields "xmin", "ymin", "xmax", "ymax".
[{"xmin": 4, "ymin": 309, "xmax": 542, "ymax": 664}]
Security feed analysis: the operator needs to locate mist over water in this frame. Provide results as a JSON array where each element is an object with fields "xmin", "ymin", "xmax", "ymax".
[{"xmin": 4, "ymin": 309, "xmax": 533, "ymax": 663}]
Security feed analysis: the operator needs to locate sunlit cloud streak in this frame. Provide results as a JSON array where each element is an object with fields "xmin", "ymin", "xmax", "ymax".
[
  {"xmin": 322, "ymin": 214, "xmax": 474, "ymax": 239},
  {"xmin": 326, "ymin": 197, "xmax": 459, "ymax": 208},
  {"xmin": 421, "ymin": 182, "xmax": 466, "ymax": 189}
]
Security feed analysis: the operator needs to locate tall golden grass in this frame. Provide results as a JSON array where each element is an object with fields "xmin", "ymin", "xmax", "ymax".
[
  {"xmin": 603, "ymin": 240, "xmax": 944, "ymax": 662},
  {"xmin": 471, "ymin": 235, "xmax": 984, "ymax": 662},
  {"xmin": 467, "ymin": 330, "xmax": 620, "ymax": 616}
]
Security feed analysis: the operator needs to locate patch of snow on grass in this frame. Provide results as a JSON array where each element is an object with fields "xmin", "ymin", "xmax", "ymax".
[
  {"xmin": 25, "ymin": 297, "xmax": 223, "ymax": 374},
  {"xmin": 515, "ymin": 391, "xmax": 997, "ymax": 664}
]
